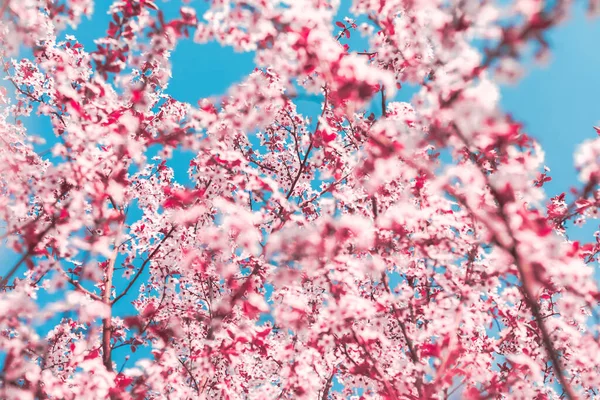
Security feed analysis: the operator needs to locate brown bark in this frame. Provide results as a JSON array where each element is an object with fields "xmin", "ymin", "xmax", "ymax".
[{"xmin": 102, "ymin": 246, "xmax": 119, "ymax": 371}]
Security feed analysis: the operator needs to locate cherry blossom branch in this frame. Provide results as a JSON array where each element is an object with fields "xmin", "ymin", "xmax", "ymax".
[
  {"xmin": 112, "ymin": 225, "xmax": 177, "ymax": 305},
  {"xmin": 0, "ymin": 222, "xmax": 55, "ymax": 288},
  {"xmin": 178, "ymin": 357, "xmax": 200, "ymax": 395},
  {"xmin": 504, "ymin": 220, "xmax": 578, "ymax": 400},
  {"xmin": 56, "ymin": 267, "xmax": 102, "ymax": 301},
  {"xmin": 206, "ymin": 261, "xmax": 262, "ymax": 340},
  {"xmin": 450, "ymin": 129, "xmax": 578, "ymax": 400},
  {"xmin": 320, "ymin": 368, "xmax": 335, "ymax": 400},
  {"xmin": 5, "ymin": 75, "xmax": 66, "ymax": 126},
  {"xmin": 350, "ymin": 328, "xmax": 400, "ymax": 400},
  {"xmin": 381, "ymin": 272, "xmax": 423, "ymax": 396},
  {"xmin": 299, "ymin": 171, "xmax": 353, "ymax": 208},
  {"xmin": 285, "ymin": 89, "xmax": 328, "ymax": 200},
  {"xmin": 102, "ymin": 244, "xmax": 120, "ymax": 372},
  {"xmin": 0, "ymin": 250, "xmax": 32, "ymax": 289}
]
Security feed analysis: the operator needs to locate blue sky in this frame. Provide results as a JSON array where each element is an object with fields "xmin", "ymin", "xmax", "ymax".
[
  {"xmin": 1, "ymin": 0, "xmax": 599, "ymax": 382},
  {"xmin": 500, "ymin": 4, "xmax": 599, "ymax": 207}
]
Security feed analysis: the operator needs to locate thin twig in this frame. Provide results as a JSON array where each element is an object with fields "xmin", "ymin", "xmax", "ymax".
[{"xmin": 112, "ymin": 225, "xmax": 177, "ymax": 304}]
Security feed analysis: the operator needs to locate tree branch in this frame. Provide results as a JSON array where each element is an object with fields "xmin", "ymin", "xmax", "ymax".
[
  {"xmin": 285, "ymin": 89, "xmax": 328, "ymax": 200},
  {"xmin": 112, "ymin": 225, "xmax": 176, "ymax": 305},
  {"xmin": 57, "ymin": 268, "xmax": 102, "ymax": 301},
  {"xmin": 102, "ymin": 245, "xmax": 119, "ymax": 372},
  {"xmin": 178, "ymin": 357, "xmax": 200, "ymax": 395}
]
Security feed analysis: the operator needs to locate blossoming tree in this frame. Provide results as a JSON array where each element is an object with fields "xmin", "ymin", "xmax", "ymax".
[{"xmin": 1, "ymin": 0, "xmax": 600, "ymax": 398}]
